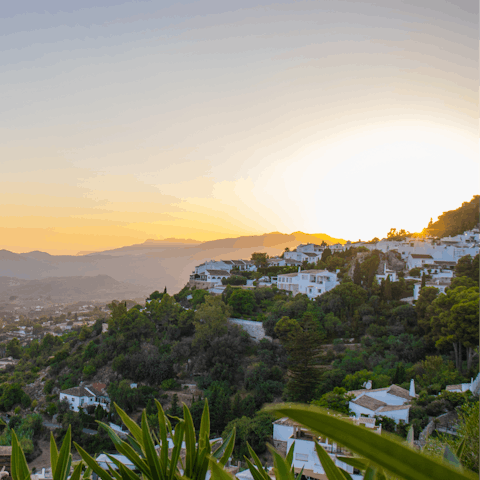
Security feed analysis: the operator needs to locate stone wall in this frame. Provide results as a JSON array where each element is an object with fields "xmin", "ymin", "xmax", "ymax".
[{"xmin": 228, "ymin": 318, "xmax": 267, "ymax": 343}]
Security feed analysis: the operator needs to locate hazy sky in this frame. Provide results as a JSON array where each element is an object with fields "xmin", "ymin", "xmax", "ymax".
[{"xmin": 1, "ymin": 0, "xmax": 478, "ymax": 254}]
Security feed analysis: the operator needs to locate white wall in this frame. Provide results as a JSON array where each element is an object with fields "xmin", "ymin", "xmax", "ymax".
[{"xmin": 273, "ymin": 423, "xmax": 294, "ymax": 442}]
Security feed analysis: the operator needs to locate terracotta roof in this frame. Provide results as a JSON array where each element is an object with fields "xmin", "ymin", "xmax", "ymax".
[
  {"xmin": 302, "ymin": 252, "xmax": 319, "ymax": 257},
  {"xmin": 434, "ymin": 261, "xmax": 456, "ymax": 265},
  {"xmin": 351, "ymin": 395, "xmax": 387, "ymax": 411},
  {"xmin": 377, "ymin": 405, "xmax": 411, "ymax": 412},
  {"xmin": 87, "ymin": 383, "xmax": 107, "ymax": 396},
  {"xmin": 204, "ymin": 269, "xmax": 230, "ymax": 276},
  {"xmin": 273, "ymin": 417, "xmax": 301, "ymax": 427},
  {"xmin": 61, "ymin": 386, "xmax": 95, "ymax": 397},
  {"xmin": 410, "ymin": 254, "xmax": 433, "ymax": 259},
  {"xmin": 446, "ymin": 384, "xmax": 462, "ymax": 391},
  {"xmin": 279, "ymin": 273, "xmax": 299, "ymax": 278},
  {"xmin": 348, "ymin": 387, "xmax": 389, "ymax": 397},
  {"xmin": 387, "ymin": 384, "xmax": 414, "ymax": 400}
]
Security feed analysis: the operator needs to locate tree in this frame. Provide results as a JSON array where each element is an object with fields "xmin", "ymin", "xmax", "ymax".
[
  {"xmin": 383, "ymin": 276, "xmax": 392, "ymax": 301},
  {"xmin": 222, "ymin": 412, "xmax": 274, "ymax": 460},
  {"xmin": 429, "ymin": 286, "xmax": 479, "ymax": 372},
  {"xmin": 455, "ymin": 255, "xmax": 479, "ymax": 285},
  {"xmin": 6, "ymin": 338, "xmax": 22, "ymax": 359},
  {"xmin": 311, "ymin": 387, "xmax": 353, "ymax": 414},
  {"xmin": 193, "ymin": 296, "xmax": 231, "ymax": 349},
  {"xmin": 227, "ymin": 289, "xmax": 256, "ymax": 316},
  {"xmin": 276, "ymin": 313, "xmax": 324, "ymax": 402},
  {"xmin": 421, "ymin": 272, "xmax": 426, "ymax": 289},
  {"xmin": 251, "ymin": 252, "xmax": 269, "ymax": 268},
  {"xmin": 353, "ymin": 261, "xmax": 362, "ymax": 285}
]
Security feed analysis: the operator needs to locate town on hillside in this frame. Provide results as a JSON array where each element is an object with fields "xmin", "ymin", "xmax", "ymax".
[{"xmin": 0, "ymin": 221, "xmax": 477, "ymax": 479}]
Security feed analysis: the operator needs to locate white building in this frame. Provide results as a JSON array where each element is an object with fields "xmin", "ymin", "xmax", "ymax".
[
  {"xmin": 446, "ymin": 373, "xmax": 480, "ymax": 395},
  {"xmin": 348, "ymin": 382, "xmax": 416, "ymax": 424},
  {"xmin": 413, "ymin": 282, "xmax": 448, "ymax": 301},
  {"xmin": 193, "ymin": 260, "xmax": 256, "ymax": 276},
  {"xmin": 375, "ymin": 263, "xmax": 397, "ymax": 283},
  {"xmin": 277, "ymin": 269, "xmax": 339, "ymax": 299},
  {"xmin": 59, "ymin": 383, "xmax": 110, "ymax": 412},
  {"xmin": 198, "ymin": 269, "xmax": 231, "ymax": 283}
]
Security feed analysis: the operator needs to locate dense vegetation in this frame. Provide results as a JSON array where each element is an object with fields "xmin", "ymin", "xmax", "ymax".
[{"xmin": 425, "ymin": 195, "xmax": 479, "ymax": 237}]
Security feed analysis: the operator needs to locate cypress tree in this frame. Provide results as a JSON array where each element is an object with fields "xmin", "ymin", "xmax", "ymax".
[{"xmin": 353, "ymin": 260, "xmax": 362, "ymax": 285}]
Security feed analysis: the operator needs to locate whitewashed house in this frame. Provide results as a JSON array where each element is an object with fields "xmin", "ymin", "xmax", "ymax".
[
  {"xmin": 407, "ymin": 254, "xmax": 434, "ymax": 270},
  {"xmin": 348, "ymin": 381, "xmax": 416, "ymax": 424},
  {"xmin": 413, "ymin": 282, "xmax": 448, "ymax": 300},
  {"xmin": 375, "ymin": 263, "xmax": 397, "ymax": 283},
  {"xmin": 277, "ymin": 269, "xmax": 339, "ymax": 299},
  {"xmin": 198, "ymin": 269, "xmax": 231, "ymax": 283},
  {"xmin": 59, "ymin": 383, "xmax": 110, "ymax": 412},
  {"xmin": 446, "ymin": 373, "xmax": 480, "ymax": 395}
]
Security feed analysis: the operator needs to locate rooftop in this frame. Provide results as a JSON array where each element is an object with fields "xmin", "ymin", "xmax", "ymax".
[{"xmin": 351, "ymin": 396, "xmax": 387, "ymax": 411}]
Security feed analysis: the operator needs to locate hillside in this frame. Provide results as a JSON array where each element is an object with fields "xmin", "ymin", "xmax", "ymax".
[{"xmin": 426, "ymin": 195, "xmax": 479, "ymax": 237}]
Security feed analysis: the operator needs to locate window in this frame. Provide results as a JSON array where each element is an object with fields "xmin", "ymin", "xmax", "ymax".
[{"xmin": 295, "ymin": 454, "xmax": 308, "ymax": 461}]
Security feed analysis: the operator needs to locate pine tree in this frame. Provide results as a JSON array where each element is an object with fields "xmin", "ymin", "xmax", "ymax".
[
  {"xmin": 353, "ymin": 260, "xmax": 362, "ymax": 285},
  {"xmin": 383, "ymin": 276, "xmax": 392, "ymax": 301},
  {"xmin": 278, "ymin": 313, "xmax": 324, "ymax": 403}
]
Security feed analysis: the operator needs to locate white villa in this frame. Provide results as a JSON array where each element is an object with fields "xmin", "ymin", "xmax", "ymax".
[
  {"xmin": 277, "ymin": 269, "xmax": 339, "ymax": 299},
  {"xmin": 446, "ymin": 373, "xmax": 480, "ymax": 395},
  {"xmin": 59, "ymin": 383, "xmax": 110, "ymax": 412},
  {"xmin": 348, "ymin": 380, "xmax": 417, "ymax": 424}
]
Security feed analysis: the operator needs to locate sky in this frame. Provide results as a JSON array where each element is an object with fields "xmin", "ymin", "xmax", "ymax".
[{"xmin": 1, "ymin": 0, "xmax": 478, "ymax": 254}]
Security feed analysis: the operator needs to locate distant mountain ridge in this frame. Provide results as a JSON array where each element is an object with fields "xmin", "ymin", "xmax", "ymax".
[{"xmin": 0, "ymin": 230, "xmax": 347, "ymax": 300}]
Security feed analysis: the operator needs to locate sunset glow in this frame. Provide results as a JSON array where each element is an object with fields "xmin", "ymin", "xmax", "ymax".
[{"xmin": 1, "ymin": 1, "xmax": 477, "ymax": 254}]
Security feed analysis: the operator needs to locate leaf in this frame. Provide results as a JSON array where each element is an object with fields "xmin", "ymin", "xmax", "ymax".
[
  {"xmin": 141, "ymin": 410, "xmax": 163, "ymax": 480},
  {"xmin": 155, "ymin": 400, "xmax": 170, "ymax": 474},
  {"xmin": 54, "ymin": 425, "xmax": 72, "ymax": 480},
  {"xmin": 96, "ymin": 423, "xmax": 149, "ymax": 474},
  {"xmin": 114, "ymin": 403, "xmax": 144, "ymax": 445},
  {"xmin": 69, "ymin": 462, "xmax": 84, "ymax": 480},
  {"xmin": 267, "ymin": 444, "xmax": 295, "ymax": 480},
  {"xmin": 244, "ymin": 458, "xmax": 270, "ymax": 480},
  {"xmin": 11, "ymin": 430, "xmax": 30, "ymax": 480},
  {"xmin": 337, "ymin": 456, "xmax": 369, "ymax": 471},
  {"xmin": 265, "ymin": 403, "xmax": 476, "ymax": 480},
  {"xmin": 212, "ymin": 427, "xmax": 236, "ymax": 466},
  {"xmin": 286, "ymin": 441, "xmax": 295, "ymax": 467},
  {"xmin": 50, "ymin": 432, "xmax": 59, "ymax": 478},
  {"xmin": 456, "ymin": 438, "xmax": 466, "ymax": 461},
  {"xmin": 74, "ymin": 442, "xmax": 117, "ymax": 480},
  {"xmin": 314, "ymin": 442, "xmax": 348, "ymax": 480},
  {"xmin": 246, "ymin": 443, "xmax": 268, "ymax": 477},
  {"xmin": 208, "ymin": 457, "xmax": 236, "ymax": 480},
  {"xmin": 168, "ymin": 421, "xmax": 184, "ymax": 480},
  {"xmin": 406, "ymin": 425, "xmax": 414, "ymax": 446},
  {"xmin": 182, "ymin": 404, "xmax": 196, "ymax": 478},
  {"xmin": 443, "ymin": 445, "xmax": 461, "ymax": 467},
  {"xmin": 199, "ymin": 399, "xmax": 210, "ymax": 452}
]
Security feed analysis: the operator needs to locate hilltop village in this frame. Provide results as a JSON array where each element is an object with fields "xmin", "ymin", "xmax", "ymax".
[
  {"xmin": 0, "ymin": 199, "xmax": 477, "ymax": 479},
  {"xmin": 188, "ymin": 228, "xmax": 479, "ymax": 302}
]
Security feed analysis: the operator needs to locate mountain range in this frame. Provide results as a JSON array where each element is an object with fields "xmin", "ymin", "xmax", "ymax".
[{"xmin": 0, "ymin": 232, "xmax": 345, "ymax": 303}]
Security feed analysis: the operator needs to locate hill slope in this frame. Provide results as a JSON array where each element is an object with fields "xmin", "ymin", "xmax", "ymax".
[{"xmin": 426, "ymin": 196, "xmax": 479, "ymax": 237}]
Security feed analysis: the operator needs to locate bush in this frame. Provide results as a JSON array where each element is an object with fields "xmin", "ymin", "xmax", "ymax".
[{"xmin": 161, "ymin": 378, "xmax": 180, "ymax": 391}]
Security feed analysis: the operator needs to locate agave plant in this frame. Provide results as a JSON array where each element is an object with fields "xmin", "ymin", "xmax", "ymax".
[
  {"xmin": 12, "ymin": 427, "xmax": 85, "ymax": 480},
  {"xmin": 75, "ymin": 399, "xmax": 235, "ymax": 480}
]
